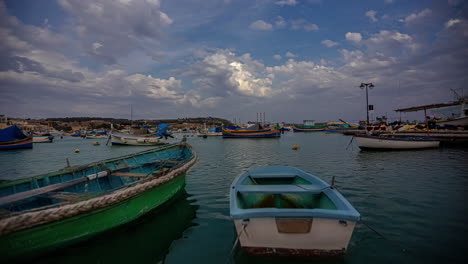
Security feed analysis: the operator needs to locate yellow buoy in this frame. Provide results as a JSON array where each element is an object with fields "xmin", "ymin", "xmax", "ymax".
[
  {"xmin": 292, "ymin": 145, "xmax": 300, "ymax": 150},
  {"xmin": 74, "ymin": 149, "xmax": 80, "ymax": 153},
  {"xmin": 93, "ymin": 142, "xmax": 100, "ymax": 146}
]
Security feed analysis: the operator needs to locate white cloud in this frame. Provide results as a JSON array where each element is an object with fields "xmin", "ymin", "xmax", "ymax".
[
  {"xmin": 403, "ymin": 8, "xmax": 432, "ymax": 23},
  {"xmin": 384, "ymin": 0, "xmax": 395, "ymax": 3},
  {"xmin": 290, "ymin": 19, "xmax": 319, "ymax": 31},
  {"xmin": 346, "ymin": 32, "xmax": 362, "ymax": 43},
  {"xmin": 273, "ymin": 54, "xmax": 282, "ymax": 60},
  {"xmin": 445, "ymin": 19, "xmax": 461, "ymax": 28},
  {"xmin": 366, "ymin": 10, "xmax": 378, "ymax": 22},
  {"xmin": 57, "ymin": 0, "xmax": 173, "ymax": 64},
  {"xmin": 187, "ymin": 50, "xmax": 272, "ymax": 98},
  {"xmin": 321, "ymin": 39, "xmax": 339, "ymax": 47},
  {"xmin": 275, "ymin": 0, "xmax": 298, "ymax": 6},
  {"xmin": 285, "ymin": 51, "xmax": 297, "ymax": 58},
  {"xmin": 249, "ymin": 20, "xmax": 273, "ymax": 31},
  {"xmin": 275, "ymin": 16, "xmax": 287, "ymax": 28}
]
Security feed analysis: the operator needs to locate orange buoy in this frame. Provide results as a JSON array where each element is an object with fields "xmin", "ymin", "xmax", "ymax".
[
  {"xmin": 74, "ymin": 149, "xmax": 80, "ymax": 153},
  {"xmin": 292, "ymin": 145, "xmax": 300, "ymax": 150}
]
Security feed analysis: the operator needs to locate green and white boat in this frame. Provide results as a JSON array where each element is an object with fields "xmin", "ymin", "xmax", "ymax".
[{"xmin": 0, "ymin": 143, "xmax": 196, "ymax": 260}]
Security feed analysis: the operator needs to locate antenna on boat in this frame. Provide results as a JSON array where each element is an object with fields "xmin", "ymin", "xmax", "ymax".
[{"xmin": 331, "ymin": 176, "xmax": 336, "ymax": 189}]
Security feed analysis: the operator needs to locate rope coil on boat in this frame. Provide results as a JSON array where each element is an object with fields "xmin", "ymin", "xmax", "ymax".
[{"xmin": 0, "ymin": 150, "xmax": 197, "ymax": 236}]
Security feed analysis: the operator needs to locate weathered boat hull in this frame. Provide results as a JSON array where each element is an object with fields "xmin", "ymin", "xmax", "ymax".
[
  {"xmin": 234, "ymin": 217, "xmax": 356, "ymax": 257},
  {"xmin": 222, "ymin": 129, "xmax": 281, "ymax": 138},
  {"xmin": 355, "ymin": 135, "xmax": 440, "ymax": 150},
  {"xmin": 292, "ymin": 126, "xmax": 324, "ymax": 132},
  {"xmin": 0, "ymin": 174, "xmax": 186, "ymax": 259},
  {"xmin": 0, "ymin": 137, "xmax": 33, "ymax": 150},
  {"xmin": 111, "ymin": 131, "xmax": 167, "ymax": 145},
  {"xmin": 33, "ymin": 136, "xmax": 53, "ymax": 143},
  {"xmin": 0, "ymin": 143, "xmax": 196, "ymax": 260},
  {"xmin": 437, "ymin": 116, "xmax": 468, "ymax": 127},
  {"xmin": 230, "ymin": 166, "xmax": 360, "ymax": 257}
]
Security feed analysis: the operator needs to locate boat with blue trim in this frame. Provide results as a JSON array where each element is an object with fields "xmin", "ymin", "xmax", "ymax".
[
  {"xmin": 229, "ymin": 166, "xmax": 360, "ymax": 257},
  {"xmin": 0, "ymin": 125, "xmax": 33, "ymax": 150}
]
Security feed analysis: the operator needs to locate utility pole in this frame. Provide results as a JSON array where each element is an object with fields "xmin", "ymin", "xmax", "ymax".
[{"xmin": 359, "ymin": 83, "xmax": 375, "ymax": 125}]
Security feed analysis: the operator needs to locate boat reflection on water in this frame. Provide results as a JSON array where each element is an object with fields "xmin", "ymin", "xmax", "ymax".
[{"xmin": 27, "ymin": 191, "xmax": 199, "ymax": 264}]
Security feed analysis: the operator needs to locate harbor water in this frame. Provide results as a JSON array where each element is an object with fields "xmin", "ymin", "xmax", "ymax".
[{"xmin": 1, "ymin": 133, "xmax": 467, "ymax": 264}]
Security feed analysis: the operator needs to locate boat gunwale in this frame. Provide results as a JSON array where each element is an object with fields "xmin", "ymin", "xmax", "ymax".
[
  {"xmin": 0, "ymin": 143, "xmax": 183, "ymax": 189},
  {"xmin": 354, "ymin": 134, "xmax": 440, "ymax": 142}
]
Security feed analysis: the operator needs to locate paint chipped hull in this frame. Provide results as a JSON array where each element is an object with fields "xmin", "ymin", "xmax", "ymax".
[{"xmin": 234, "ymin": 217, "xmax": 356, "ymax": 257}]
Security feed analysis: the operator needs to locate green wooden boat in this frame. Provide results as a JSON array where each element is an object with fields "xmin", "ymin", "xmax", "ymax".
[{"xmin": 0, "ymin": 143, "xmax": 196, "ymax": 260}]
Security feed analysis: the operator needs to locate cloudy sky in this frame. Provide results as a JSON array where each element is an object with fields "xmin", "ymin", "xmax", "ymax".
[{"xmin": 0, "ymin": 0, "xmax": 467, "ymax": 123}]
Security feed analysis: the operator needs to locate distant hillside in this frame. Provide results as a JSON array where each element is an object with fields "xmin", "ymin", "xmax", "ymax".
[{"xmin": 45, "ymin": 116, "xmax": 233, "ymax": 126}]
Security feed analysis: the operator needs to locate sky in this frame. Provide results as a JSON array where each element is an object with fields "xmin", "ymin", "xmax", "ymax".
[{"xmin": 0, "ymin": 0, "xmax": 467, "ymax": 123}]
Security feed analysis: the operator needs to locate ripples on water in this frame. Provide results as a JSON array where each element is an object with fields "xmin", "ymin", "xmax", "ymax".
[{"xmin": 1, "ymin": 134, "xmax": 467, "ymax": 264}]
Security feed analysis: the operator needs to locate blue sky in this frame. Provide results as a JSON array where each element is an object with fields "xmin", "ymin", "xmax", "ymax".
[{"xmin": 0, "ymin": 0, "xmax": 467, "ymax": 123}]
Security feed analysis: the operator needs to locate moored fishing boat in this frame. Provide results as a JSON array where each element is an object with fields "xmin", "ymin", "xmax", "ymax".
[
  {"xmin": 0, "ymin": 125, "xmax": 33, "ymax": 150},
  {"xmin": 230, "ymin": 166, "xmax": 360, "ymax": 257},
  {"xmin": 354, "ymin": 134, "xmax": 440, "ymax": 150},
  {"xmin": 222, "ymin": 128, "xmax": 280, "ymax": 138},
  {"xmin": 32, "ymin": 134, "xmax": 54, "ymax": 143},
  {"xmin": 292, "ymin": 126, "xmax": 324, "ymax": 132},
  {"xmin": 110, "ymin": 131, "xmax": 167, "ymax": 145},
  {"xmin": 0, "ymin": 143, "xmax": 196, "ymax": 260}
]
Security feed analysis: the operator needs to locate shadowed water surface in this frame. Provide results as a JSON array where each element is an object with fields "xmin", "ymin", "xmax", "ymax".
[{"xmin": 0, "ymin": 133, "xmax": 467, "ymax": 263}]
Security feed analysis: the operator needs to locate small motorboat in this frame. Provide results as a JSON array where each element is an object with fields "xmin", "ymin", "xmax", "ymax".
[
  {"xmin": 354, "ymin": 134, "xmax": 440, "ymax": 150},
  {"xmin": 229, "ymin": 166, "xmax": 360, "ymax": 257}
]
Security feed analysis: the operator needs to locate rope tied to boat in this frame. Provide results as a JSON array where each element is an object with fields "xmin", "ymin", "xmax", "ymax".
[
  {"xmin": 0, "ymin": 150, "xmax": 197, "ymax": 236},
  {"xmin": 226, "ymin": 219, "xmax": 249, "ymax": 264}
]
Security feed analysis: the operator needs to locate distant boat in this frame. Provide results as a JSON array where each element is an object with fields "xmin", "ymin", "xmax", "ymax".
[
  {"xmin": 354, "ymin": 134, "xmax": 440, "ymax": 150},
  {"xmin": 110, "ymin": 131, "xmax": 167, "ymax": 145},
  {"xmin": 292, "ymin": 120, "xmax": 326, "ymax": 132},
  {"xmin": 292, "ymin": 126, "xmax": 324, "ymax": 132},
  {"xmin": 85, "ymin": 134, "xmax": 107, "ymax": 139},
  {"xmin": 222, "ymin": 128, "xmax": 280, "ymax": 138},
  {"xmin": 230, "ymin": 166, "xmax": 360, "ymax": 257},
  {"xmin": 437, "ymin": 100, "xmax": 468, "ymax": 127},
  {"xmin": 32, "ymin": 134, "xmax": 54, "ymax": 143},
  {"xmin": 0, "ymin": 125, "xmax": 33, "ymax": 150},
  {"xmin": 0, "ymin": 143, "xmax": 196, "ymax": 260},
  {"xmin": 196, "ymin": 126, "xmax": 222, "ymax": 137}
]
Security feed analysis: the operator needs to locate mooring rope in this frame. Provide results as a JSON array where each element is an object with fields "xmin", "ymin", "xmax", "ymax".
[{"xmin": 225, "ymin": 222, "xmax": 247, "ymax": 264}]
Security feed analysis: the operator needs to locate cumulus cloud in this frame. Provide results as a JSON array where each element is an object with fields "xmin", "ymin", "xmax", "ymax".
[
  {"xmin": 275, "ymin": 0, "xmax": 298, "ymax": 6},
  {"xmin": 285, "ymin": 52, "xmax": 297, "ymax": 58},
  {"xmin": 290, "ymin": 19, "xmax": 319, "ymax": 31},
  {"xmin": 249, "ymin": 20, "xmax": 273, "ymax": 31},
  {"xmin": 346, "ymin": 32, "xmax": 362, "ymax": 43},
  {"xmin": 403, "ymin": 8, "xmax": 432, "ymax": 23},
  {"xmin": 445, "ymin": 19, "xmax": 462, "ymax": 28},
  {"xmin": 273, "ymin": 54, "xmax": 282, "ymax": 60},
  {"xmin": 186, "ymin": 50, "xmax": 272, "ymax": 98},
  {"xmin": 57, "ymin": 0, "xmax": 173, "ymax": 64},
  {"xmin": 366, "ymin": 10, "xmax": 378, "ymax": 22},
  {"xmin": 322, "ymin": 39, "xmax": 339, "ymax": 47}
]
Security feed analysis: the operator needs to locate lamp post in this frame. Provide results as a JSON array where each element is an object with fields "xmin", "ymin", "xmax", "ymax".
[{"xmin": 359, "ymin": 83, "xmax": 374, "ymax": 125}]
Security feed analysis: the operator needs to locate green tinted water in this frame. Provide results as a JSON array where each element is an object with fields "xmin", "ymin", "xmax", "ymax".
[{"xmin": 1, "ymin": 133, "xmax": 467, "ymax": 264}]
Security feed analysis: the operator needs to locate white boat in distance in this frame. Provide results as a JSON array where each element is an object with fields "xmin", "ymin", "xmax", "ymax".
[
  {"xmin": 110, "ymin": 131, "xmax": 168, "ymax": 146},
  {"xmin": 354, "ymin": 135, "xmax": 440, "ymax": 150}
]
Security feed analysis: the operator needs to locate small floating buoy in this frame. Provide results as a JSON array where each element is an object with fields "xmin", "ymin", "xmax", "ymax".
[
  {"xmin": 93, "ymin": 142, "xmax": 100, "ymax": 146},
  {"xmin": 292, "ymin": 145, "xmax": 300, "ymax": 150},
  {"xmin": 74, "ymin": 149, "xmax": 80, "ymax": 153}
]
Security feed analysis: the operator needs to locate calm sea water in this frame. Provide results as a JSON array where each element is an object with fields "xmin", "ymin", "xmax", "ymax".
[{"xmin": 1, "ymin": 133, "xmax": 467, "ymax": 264}]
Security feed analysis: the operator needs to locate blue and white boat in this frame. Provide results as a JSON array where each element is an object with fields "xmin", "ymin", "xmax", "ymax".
[{"xmin": 229, "ymin": 166, "xmax": 360, "ymax": 257}]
